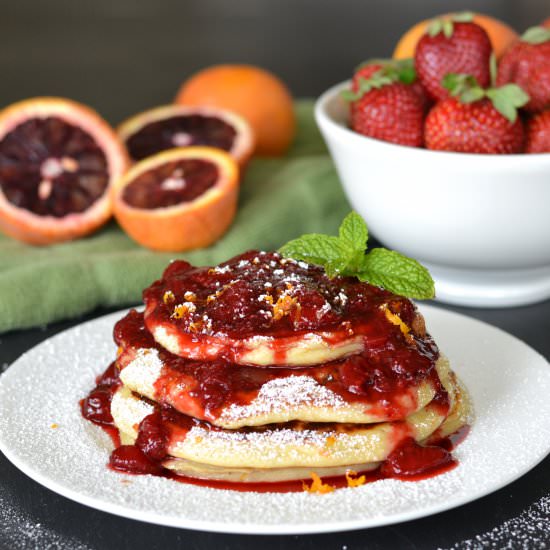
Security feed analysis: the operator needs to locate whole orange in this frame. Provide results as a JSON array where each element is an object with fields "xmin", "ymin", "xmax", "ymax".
[
  {"xmin": 175, "ymin": 64, "xmax": 295, "ymax": 157},
  {"xmin": 393, "ymin": 13, "xmax": 519, "ymax": 60}
]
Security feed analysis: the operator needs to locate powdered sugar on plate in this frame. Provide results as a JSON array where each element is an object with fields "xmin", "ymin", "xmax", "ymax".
[
  {"xmin": 443, "ymin": 495, "xmax": 550, "ymax": 549},
  {"xmin": 0, "ymin": 484, "xmax": 93, "ymax": 550},
  {"xmin": 0, "ymin": 305, "xmax": 549, "ymax": 535}
]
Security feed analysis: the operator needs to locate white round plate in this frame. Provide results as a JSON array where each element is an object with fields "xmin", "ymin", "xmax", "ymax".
[{"xmin": 1, "ymin": 305, "xmax": 549, "ymax": 535}]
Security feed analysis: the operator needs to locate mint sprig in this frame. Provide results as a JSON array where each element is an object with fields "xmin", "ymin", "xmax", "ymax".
[{"xmin": 279, "ymin": 212, "xmax": 435, "ymax": 300}]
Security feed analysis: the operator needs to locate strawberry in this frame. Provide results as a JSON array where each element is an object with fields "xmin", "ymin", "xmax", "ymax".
[
  {"xmin": 526, "ymin": 110, "xmax": 550, "ymax": 153},
  {"xmin": 415, "ymin": 12, "xmax": 492, "ymax": 101},
  {"xmin": 343, "ymin": 59, "xmax": 425, "ymax": 147},
  {"xmin": 424, "ymin": 74, "xmax": 528, "ymax": 154},
  {"xmin": 497, "ymin": 26, "xmax": 550, "ymax": 113}
]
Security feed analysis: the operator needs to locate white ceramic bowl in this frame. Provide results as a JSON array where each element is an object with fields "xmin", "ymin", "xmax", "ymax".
[{"xmin": 315, "ymin": 81, "xmax": 550, "ymax": 308}]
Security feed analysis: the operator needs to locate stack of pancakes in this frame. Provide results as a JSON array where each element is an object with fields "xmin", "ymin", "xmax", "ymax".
[{"xmin": 110, "ymin": 251, "xmax": 472, "ymax": 483}]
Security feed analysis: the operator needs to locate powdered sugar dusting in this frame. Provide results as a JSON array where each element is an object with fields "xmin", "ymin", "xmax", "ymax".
[
  {"xmin": 0, "ymin": 484, "xmax": 93, "ymax": 550},
  {"xmin": 120, "ymin": 348, "xmax": 163, "ymax": 394},
  {"xmin": 220, "ymin": 375, "xmax": 345, "ymax": 422},
  {"xmin": 444, "ymin": 495, "xmax": 550, "ymax": 549},
  {"xmin": 183, "ymin": 424, "xmax": 354, "ymax": 464},
  {"xmin": 0, "ymin": 306, "xmax": 549, "ymax": 535}
]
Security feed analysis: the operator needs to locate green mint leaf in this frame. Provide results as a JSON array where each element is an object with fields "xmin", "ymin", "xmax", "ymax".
[
  {"xmin": 326, "ymin": 257, "xmax": 354, "ymax": 278},
  {"xmin": 279, "ymin": 234, "xmax": 347, "ymax": 266},
  {"xmin": 358, "ymin": 248, "xmax": 435, "ymax": 300},
  {"xmin": 338, "ymin": 211, "xmax": 368, "ymax": 250},
  {"xmin": 279, "ymin": 212, "xmax": 435, "ymax": 300},
  {"xmin": 521, "ymin": 26, "xmax": 550, "ymax": 44},
  {"xmin": 337, "ymin": 211, "xmax": 369, "ymax": 274}
]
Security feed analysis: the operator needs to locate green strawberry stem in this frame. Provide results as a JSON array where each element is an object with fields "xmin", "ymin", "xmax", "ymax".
[
  {"xmin": 341, "ymin": 58, "xmax": 417, "ymax": 102},
  {"xmin": 427, "ymin": 11, "xmax": 474, "ymax": 38},
  {"xmin": 341, "ymin": 73, "xmax": 394, "ymax": 102},
  {"xmin": 521, "ymin": 26, "xmax": 550, "ymax": 45},
  {"xmin": 442, "ymin": 72, "xmax": 530, "ymax": 122},
  {"xmin": 489, "ymin": 52, "xmax": 498, "ymax": 87}
]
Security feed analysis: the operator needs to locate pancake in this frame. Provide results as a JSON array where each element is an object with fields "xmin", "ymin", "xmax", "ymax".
[
  {"xmin": 116, "ymin": 310, "xmax": 440, "ymax": 428},
  {"xmin": 161, "ymin": 379, "xmax": 472, "ymax": 483},
  {"xmin": 81, "ymin": 247, "xmax": 474, "ymax": 486},
  {"xmin": 161, "ymin": 457, "xmax": 381, "ymax": 483},
  {"xmin": 110, "ymin": 362, "xmax": 468, "ymax": 472},
  {"xmin": 142, "ymin": 251, "xmax": 432, "ymax": 367}
]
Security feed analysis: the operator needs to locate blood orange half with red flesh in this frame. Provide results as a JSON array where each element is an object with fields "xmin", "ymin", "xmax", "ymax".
[
  {"xmin": 0, "ymin": 97, "xmax": 128, "ymax": 245},
  {"xmin": 112, "ymin": 146, "xmax": 239, "ymax": 252},
  {"xmin": 118, "ymin": 105, "xmax": 254, "ymax": 168}
]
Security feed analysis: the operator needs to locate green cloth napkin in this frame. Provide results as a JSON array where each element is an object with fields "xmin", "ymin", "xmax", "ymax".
[{"xmin": 0, "ymin": 100, "xmax": 350, "ymax": 333}]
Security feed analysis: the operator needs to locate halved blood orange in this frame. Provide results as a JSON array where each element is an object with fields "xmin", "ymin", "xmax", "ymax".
[
  {"xmin": 112, "ymin": 146, "xmax": 239, "ymax": 252},
  {"xmin": 118, "ymin": 105, "xmax": 254, "ymax": 167},
  {"xmin": 0, "ymin": 97, "xmax": 128, "ymax": 245}
]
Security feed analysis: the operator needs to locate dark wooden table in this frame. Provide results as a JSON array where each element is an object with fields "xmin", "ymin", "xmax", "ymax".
[{"xmin": 1, "ymin": 1, "xmax": 549, "ymax": 548}]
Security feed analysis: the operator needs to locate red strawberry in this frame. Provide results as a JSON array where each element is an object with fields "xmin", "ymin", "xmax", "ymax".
[
  {"xmin": 352, "ymin": 60, "xmax": 432, "ymax": 112},
  {"xmin": 415, "ymin": 13, "xmax": 492, "ymax": 101},
  {"xmin": 411, "ymin": 80, "xmax": 433, "ymax": 113},
  {"xmin": 344, "ymin": 59, "xmax": 425, "ymax": 147},
  {"xmin": 424, "ymin": 74, "xmax": 528, "ymax": 154},
  {"xmin": 351, "ymin": 62, "xmax": 384, "ymax": 87},
  {"xmin": 526, "ymin": 110, "xmax": 550, "ymax": 152},
  {"xmin": 497, "ymin": 26, "xmax": 550, "ymax": 113}
]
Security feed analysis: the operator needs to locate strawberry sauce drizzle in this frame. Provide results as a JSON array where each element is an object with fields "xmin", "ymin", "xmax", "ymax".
[
  {"xmin": 115, "ymin": 310, "xmax": 440, "ymax": 423},
  {"xmin": 82, "ymin": 361, "xmax": 462, "ymax": 492},
  {"xmin": 142, "ymin": 251, "xmax": 428, "ymax": 363},
  {"xmin": 80, "ymin": 251, "xmax": 467, "ymax": 492}
]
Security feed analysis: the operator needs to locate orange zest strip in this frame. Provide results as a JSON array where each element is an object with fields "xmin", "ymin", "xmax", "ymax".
[
  {"xmin": 303, "ymin": 472, "xmax": 335, "ymax": 494},
  {"xmin": 345, "ymin": 470, "xmax": 367, "ymax": 488},
  {"xmin": 381, "ymin": 305, "xmax": 414, "ymax": 343},
  {"xmin": 273, "ymin": 294, "xmax": 300, "ymax": 321},
  {"xmin": 172, "ymin": 302, "xmax": 196, "ymax": 319},
  {"xmin": 382, "ymin": 305, "xmax": 410, "ymax": 335},
  {"xmin": 163, "ymin": 290, "xmax": 175, "ymax": 304}
]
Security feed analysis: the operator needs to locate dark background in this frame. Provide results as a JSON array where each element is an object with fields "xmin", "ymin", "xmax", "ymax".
[
  {"xmin": 1, "ymin": 1, "xmax": 550, "ymax": 549},
  {"xmin": 0, "ymin": 0, "xmax": 547, "ymax": 124}
]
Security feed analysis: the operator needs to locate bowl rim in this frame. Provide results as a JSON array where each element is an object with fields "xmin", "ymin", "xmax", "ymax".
[{"xmin": 315, "ymin": 80, "xmax": 550, "ymax": 162}]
